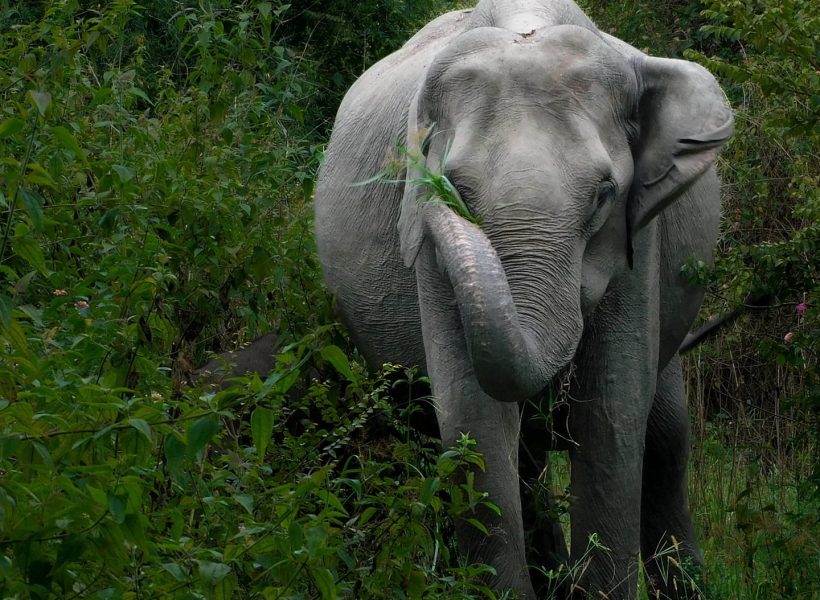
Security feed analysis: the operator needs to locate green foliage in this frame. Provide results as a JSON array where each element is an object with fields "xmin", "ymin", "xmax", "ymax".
[
  {"xmin": 364, "ymin": 136, "xmax": 481, "ymax": 225},
  {"xmin": 0, "ymin": 2, "xmax": 507, "ymax": 597},
  {"xmin": 682, "ymin": 0, "xmax": 818, "ymax": 422},
  {"xmin": 0, "ymin": 354, "xmax": 507, "ymax": 597},
  {"xmin": 407, "ymin": 138, "xmax": 482, "ymax": 225}
]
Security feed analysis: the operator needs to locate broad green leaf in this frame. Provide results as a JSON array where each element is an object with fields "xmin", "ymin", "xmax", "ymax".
[
  {"xmin": 320, "ymin": 345, "xmax": 357, "ymax": 383},
  {"xmin": 0, "ymin": 370, "xmax": 16, "ymax": 402},
  {"xmin": 164, "ymin": 433, "xmax": 186, "ymax": 475},
  {"xmin": 408, "ymin": 569, "xmax": 426, "ymax": 600},
  {"xmin": 310, "ymin": 566, "xmax": 336, "ymax": 600},
  {"xmin": 7, "ymin": 401, "xmax": 33, "ymax": 427},
  {"xmin": 187, "ymin": 416, "xmax": 220, "ymax": 459},
  {"xmin": 466, "ymin": 517, "xmax": 489, "ymax": 535},
  {"xmin": 161, "ymin": 562, "xmax": 188, "ymax": 582},
  {"xmin": 197, "ymin": 560, "xmax": 230, "ymax": 585},
  {"xmin": 98, "ymin": 207, "xmax": 120, "ymax": 231},
  {"xmin": 107, "ymin": 492, "xmax": 126, "ymax": 524},
  {"xmin": 257, "ymin": 2, "xmax": 272, "ymax": 18},
  {"xmin": 86, "ymin": 485, "xmax": 107, "ymax": 507},
  {"xmin": 248, "ymin": 246, "xmax": 271, "ymax": 279},
  {"xmin": 128, "ymin": 418, "xmax": 152, "ymax": 442},
  {"xmin": 419, "ymin": 476, "xmax": 440, "ymax": 505},
  {"xmin": 288, "ymin": 520, "xmax": 304, "ymax": 550},
  {"xmin": 0, "ymin": 318, "xmax": 30, "ymax": 358},
  {"xmin": 12, "ymin": 235, "xmax": 47, "ymax": 275},
  {"xmin": 32, "ymin": 441, "xmax": 53, "ymax": 467},
  {"xmin": 28, "ymin": 90, "xmax": 51, "ymax": 117},
  {"xmin": 250, "ymin": 406, "xmax": 274, "ymax": 459},
  {"xmin": 315, "ymin": 490, "xmax": 347, "ymax": 516},
  {"xmin": 305, "ymin": 525, "xmax": 327, "ymax": 558},
  {"xmin": 128, "ymin": 86, "xmax": 151, "ymax": 104},
  {"xmin": 20, "ymin": 189, "xmax": 43, "ymax": 230},
  {"xmin": 233, "ymin": 494, "xmax": 253, "ymax": 515},
  {"xmin": 112, "ymin": 164, "xmax": 134, "ymax": 183},
  {"xmin": 0, "ymin": 118, "xmax": 24, "ymax": 139},
  {"xmin": 51, "ymin": 125, "xmax": 87, "ymax": 163},
  {"xmin": 122, "ymin": 513, "xmax": 148, "ymax": 547},
  {"xmin": 0, "ymin": 295, "xmax": 12, "ymax": 329}
]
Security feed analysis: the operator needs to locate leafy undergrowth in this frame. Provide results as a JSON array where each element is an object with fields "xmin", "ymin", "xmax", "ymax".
[{"xmin": 1, "ymin": 354, "xmax": 511, "ymax": 598}]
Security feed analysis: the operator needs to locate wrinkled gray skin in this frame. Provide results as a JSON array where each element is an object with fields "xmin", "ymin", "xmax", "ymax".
[{"xmin": 314, "ymin": 1, "xmax": 732, "ymax": 597}]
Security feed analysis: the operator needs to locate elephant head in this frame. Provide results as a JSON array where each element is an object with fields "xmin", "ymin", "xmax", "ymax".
[{"xmin": 398, "ymin": 25, "xmax": 732, "ymax": 403}]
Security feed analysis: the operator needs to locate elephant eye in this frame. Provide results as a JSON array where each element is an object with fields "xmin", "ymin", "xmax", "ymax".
[
  {"xmin": 595, "ymin": 179, "xmax": 617, "ymax": 209},
  {"xmin": 585, "ymin": 179, "xmax": 618, "ymax": 233}
]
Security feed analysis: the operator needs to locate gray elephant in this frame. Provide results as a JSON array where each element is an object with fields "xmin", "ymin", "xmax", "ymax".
[{"xmin": 314, "ymin": 0, "xmax": 732, "ymax": 598}]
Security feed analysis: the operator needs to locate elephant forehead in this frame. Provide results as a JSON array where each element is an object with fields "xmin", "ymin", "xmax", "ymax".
[{"xmin": 424, "ymin": 25, "xmax": 637, "ymax": 113}]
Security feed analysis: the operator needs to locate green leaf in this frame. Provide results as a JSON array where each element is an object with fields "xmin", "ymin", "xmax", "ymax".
[
  {"xmin": 233, "ymin": 494, "xmax": 253, "ymax": 515},
  {"xmin": 0, "ymin": 295, "xmax": 12, "ymax": 329},
  {"xmin": 20, "ymin": 189, "xmax": 43, "ymax": 230},
  {"xmin": 128, "ymin": 418, "xmax": 152, "ymax": 442},
  {"xmin": 248, "ymin": 246, "xmax": 271, "ymax": 279},
  {"xmin": 408, "ymin": 568, "xmax": 426, "ymax": 600},
  {"xmin": 161, "ymin": 562, "xmax": 188, "ymax": 582},
  {"xmin": 51, "ymin": 125, "xmax": 87, "ymax": 163},
  {"xmin": 197, "ymin": 560, "xmax": 230, "ymax": 585},
  {"xmin": 466, "ymin": 517, "xmax": 489, "ymax": 535},
  {"xmin": 288, "ymin": 520, "xmax": 305, "ymax": 550},
  {"xmin": 310, "ymin": 566, "xmax": 336, "ymax": 600},
  {"xmin": 28, "ymin": 90, "xmax": 51, "ymax": 117},
  {"xmin": 257, "ymin": 2, "xmax": 272, "ymax": 18},
  {"xmin": 320, "ymin": 345, "xmax": 357, "ymax": 383},
  {"xmin": 12, "ymin": 235, "xmax": 47, "ymax": 275},
  {"xmin": 0, "ymin": 319, "xmax": 31, "ymax": 356},
  {"xmin": 250, "ymin": 406, "xmax": 274, "ymax": 459},
  {"xmin": 0, "ymin": 118, "xmax": 24, "ymax": 139},
  {"xmin": 32, "ymin": 441, "xmax": 53, "ymax": 467},
  {"xmin": 107, "ymin": 492, "xmax": 126, "ymax": 524},
  {"xmin": 0, "ymin": 370, "xmax": 15, "ymax": 403},
  {"xmin": 305, "ymin": 525, "xmax": 327, "ymax": 558},
  {"xmin": 112, "ymin": 164, "xmax": 135, "ymax": 183},
  {"xmin": 164, "ymin": 433, "xmax": 186, "ymax": 476},
  {"xmin": 186, "ymin": 416, "xmax": 220, "ymax": 459}
]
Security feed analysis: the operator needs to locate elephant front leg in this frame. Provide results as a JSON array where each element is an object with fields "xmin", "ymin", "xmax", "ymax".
[
  {"xmin": 416, "ymin": 243, "xmax": 536, "ymax": 599},
  {"xmin": 567, "ymin": 293, "xmax": 659, "ymax": 597},
  {"xmin": 436, "ymin": 389, "xmax": 533, "ymax": 597}
]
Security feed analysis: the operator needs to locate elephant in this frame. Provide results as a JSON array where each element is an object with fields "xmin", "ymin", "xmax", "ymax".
[{"xmin": 314, "ymin": 0, "xmax": 733, "ymax": 598}]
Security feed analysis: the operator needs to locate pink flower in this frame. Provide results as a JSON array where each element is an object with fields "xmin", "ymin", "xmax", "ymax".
[
  {"xmin": 796, "ymin": 302, "xmax": 807, "ymax": 316},
  {"xmin": 75, "ymin": 300, "xmax": 89, "ymax": 309},
  {"xmin": 784, "ymin": 332, "xmax": 794, "ymax": 343},
  {"xmin": 53, "ymin": 289, "xmax": 68, "ymax": 296}
]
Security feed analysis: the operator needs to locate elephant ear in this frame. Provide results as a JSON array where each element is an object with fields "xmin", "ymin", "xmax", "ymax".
[
  {"xmin": 397, "ymin": 89, "xmax": 436, "ymax": 268},
  {"xmin": 629, "ymin": 56, "xmax": 733, "ymax": 233}
]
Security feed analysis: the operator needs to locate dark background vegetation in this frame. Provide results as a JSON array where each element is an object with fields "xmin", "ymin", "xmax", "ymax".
[{"xmin": 0, "ymin": 0, "xmax": 816, "ymax": 598}]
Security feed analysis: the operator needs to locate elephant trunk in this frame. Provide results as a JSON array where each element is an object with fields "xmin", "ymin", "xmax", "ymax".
[{"xmin": 424, "ymin": 203, "xmax": 582, "ymax": 403}]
